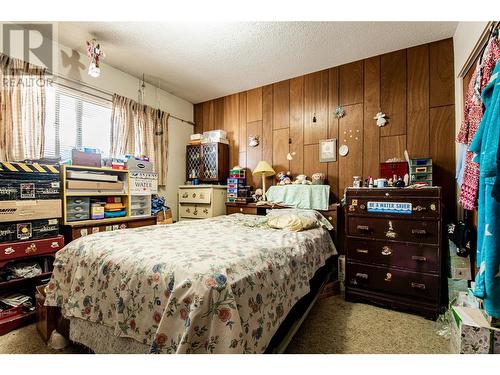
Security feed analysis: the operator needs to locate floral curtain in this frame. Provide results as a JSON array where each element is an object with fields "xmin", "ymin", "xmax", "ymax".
[
  {"xmin": 0, "ymin": 53, "xmax": 47, "ymax": 161},
  {"xmin": 110, "ymin": 94, "xmax": 169, "ymax": 186}
]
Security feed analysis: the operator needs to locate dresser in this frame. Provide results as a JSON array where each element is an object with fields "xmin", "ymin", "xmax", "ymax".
[
  {"xmin": 344, "ymin": 187, "xmax": 443, "ymax": 319},
  {"xmin": 178, "ymin": 185, "xmax": 227, "ymax": 221}
]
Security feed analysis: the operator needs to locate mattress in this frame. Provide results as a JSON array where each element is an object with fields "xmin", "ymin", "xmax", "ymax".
[{"xmin": 46, "ymin": 213, "xmax": 336, "ymax": 353}]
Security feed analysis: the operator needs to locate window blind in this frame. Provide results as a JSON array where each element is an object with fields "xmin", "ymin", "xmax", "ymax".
[{"xmin": 44, "ymin": 84, "xmax": 112, "ymax": 160}]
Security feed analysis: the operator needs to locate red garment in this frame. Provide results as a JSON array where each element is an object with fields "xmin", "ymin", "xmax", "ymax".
[{"xmin": 457, "ymin": 38, "xmax": 500, "ymax": 210}]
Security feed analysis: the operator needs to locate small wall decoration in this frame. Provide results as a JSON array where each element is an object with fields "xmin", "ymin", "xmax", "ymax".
[
  {"xmin": 286, "ymin": 151, "xmax": 296, "ymax": 161},
  {"xmin": 374, "ymin": 111, "xmax": 388, "ymax": 127},
  {"xmin": 335, "ymin": 106, "xmax": 345, "ymax": 119},
  {"xmin": 86, "ymin": 39, "xmax": 105, "ymax": 78},
  {"xmin": 339, "ymin": 144, "xmax": 349, "ymax": 157},
  {"xmin": 248, "ymin": 136, "xmax": 260, "ymax": 147},
  {"xmin": 319, "ymin": 139, "xmax": 337, "ymax": 162}
]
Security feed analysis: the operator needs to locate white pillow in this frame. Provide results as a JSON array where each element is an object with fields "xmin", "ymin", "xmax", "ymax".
[
  {"xmin": 267, "ymin": 214, "xmax": 318, "ymax": 232},
  {"xmin": 266, "ymin": 208, "xmax": 333, "ymax": 231}
]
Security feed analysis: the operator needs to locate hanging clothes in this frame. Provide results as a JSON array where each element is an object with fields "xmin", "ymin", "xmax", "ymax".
[
  {"xmin": 471, "ymin": 60, "xmax": 500, "ymax": 318},
  {"xmin": 457, "ymin": 37, "xmax": 500, "ymax": 210}
]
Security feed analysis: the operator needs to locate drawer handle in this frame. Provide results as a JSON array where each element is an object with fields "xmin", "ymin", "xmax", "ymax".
[
  {"xmin": 356, "ymin": 248, "xmax": 369, "ymax": 254},
  {"xmin": 240, "ymin": 208, "xmax": 243, "ymax": 212},
  {"xmin": 357, "ymin": 225, "xmax": 370, "ymax": 231},
  {"xmin": 413, "ymin": 205, "xmax": 427, "ymax": 212},
  {"xmin": 384, "ymin": 272, "xmax": 392, "ymax": 282},
  {"xmin": 182, "ymin": 193, "xmax": 188, "ymax": 198},
  {"xmin": 192, "ymin": 193, "xmax": 196, "ymax": 198},
  {"xmin": 381, "ymin": 246, "xmax": 392, "ymax": 256},
  {"xmin": 412, "ymin": 229, "xmax": 427, "ymax": 235},
  {"xmin": 25, "ymin": 243, "xmax": 37, "ymax": 254},
  {"xmin": 4, "ymin": 247, "xmax": 15, "ymax": 255},
  {"xmin": 355, "ymin": 273, "xmax": 368, "ymax": 279},
  {"xmin": 411, "ymin": 255, "xmax": 427, "ymax": 262},
  {"xmin": 50, "ymin": 241, "xmax": 60, "ymax": 249},
  {"xmin": 411, "ymin": 282, "xmax": 426, "ymax": 290}
]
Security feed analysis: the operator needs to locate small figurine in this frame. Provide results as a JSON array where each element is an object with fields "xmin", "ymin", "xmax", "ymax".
[
  {"xmin": 277, "ymin": 171, "xmax": 292, "ymax": 185},
  {"xmin": 395, "ymin": 177, "xmax": 405, "ymax": 188},
  {"xmin": 374, "ymin": 111, "xmax": 388, "ymax": 127},
  {"xmin": 311, "ymin": 172, "xmax": 326, "ymax": 185},
  {"xmin": 293, "ymin": 174, "xmax": 312, "ymax": 185},
  {"xmin": 252, "ymin": 188, "xmax": 264, "ymax": 202}
]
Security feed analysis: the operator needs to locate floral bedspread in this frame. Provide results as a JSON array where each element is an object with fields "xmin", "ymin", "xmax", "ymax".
[{"xmin": 45, "ymin": 214, "xmax": 336, "ymax": 353}]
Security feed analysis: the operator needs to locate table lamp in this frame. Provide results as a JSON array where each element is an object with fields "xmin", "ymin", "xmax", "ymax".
[{"xmin": 252, "ymin": 160, "xmax": 275, "ymax": 200}]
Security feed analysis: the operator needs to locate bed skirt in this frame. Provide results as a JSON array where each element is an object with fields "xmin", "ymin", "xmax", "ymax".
[{"xmin": 69, "ymin": 318, "xmax": 149, "ymax": 354}]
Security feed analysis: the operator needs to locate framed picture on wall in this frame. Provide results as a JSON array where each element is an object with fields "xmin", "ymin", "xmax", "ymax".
[{"xmin": 319, "ymin": 138, "xmax": 337, "ymax": 163}]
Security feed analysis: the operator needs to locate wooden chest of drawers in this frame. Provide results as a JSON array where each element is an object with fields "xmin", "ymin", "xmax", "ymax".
[
  {"xmin": 344, "ymin": 187, "xmax": 443, "ymax": 319},
  {"xmin": 178, "ymin": 185, "xmax": 227, "ymax": 221}
]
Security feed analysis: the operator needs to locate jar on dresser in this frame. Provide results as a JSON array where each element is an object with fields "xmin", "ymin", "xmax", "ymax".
[{"xmin": 344, "ymin": 187, "xmax": 444, "ymax": 319}]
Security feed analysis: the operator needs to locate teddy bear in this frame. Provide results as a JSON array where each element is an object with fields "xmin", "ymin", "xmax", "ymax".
[
  {"xmin": 311, "ymin": 172, "xmax": 325, "ymax": 185},
  {"xmin": 276, "ymin": 171, "xmax": 292, "ymax": 185},
  {"xmin": 293, "ymin": 174, "xmax": 312, "ymax": 185}
]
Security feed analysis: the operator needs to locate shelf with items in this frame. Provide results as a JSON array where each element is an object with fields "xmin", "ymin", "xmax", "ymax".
[
  {"xmin": 62, "ymin": 165, "xmax": 131, "ymax": 225},
  {"xmin": 0, "ymin": 161, "xmax": 63, "ymax": 336}
]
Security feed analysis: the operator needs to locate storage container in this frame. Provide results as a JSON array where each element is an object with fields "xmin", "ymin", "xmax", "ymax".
[{"xmin": 0, "ymin": 219, "xmax": 59, "ymax": 243}]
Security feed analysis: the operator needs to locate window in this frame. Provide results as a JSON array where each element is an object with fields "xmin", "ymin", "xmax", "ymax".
[{"xmin": 44, "ymin": 85, "xmax": 112, "ymax": 160}]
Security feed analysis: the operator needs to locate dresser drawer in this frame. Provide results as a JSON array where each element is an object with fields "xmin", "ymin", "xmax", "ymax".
[
  {"xmin": 347, "ymin": 238, "xmax": 439, "ymax": 273},
  {"xmin": 178, "ymin": 188, "xmax": 211, "ymax": 204},
  {"xmin": 346, "ymin": 262, "xmax": 439, "ymax": 301},
  {"xmin": 0, "ymin": 235, "xmax": 64, "ymax": 264},
  {"xmin": 347, "ymin": 216, "xmax": 439, "ymax": 244},
  {"xmin": 226, "ymin": 206, "xmax": 257, "ymax": 215},
  {"xmin": 179, "ymin": 204, "xmax": 212, "ymax": 219}
]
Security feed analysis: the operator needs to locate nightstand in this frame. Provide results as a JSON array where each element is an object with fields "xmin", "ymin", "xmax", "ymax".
[{"xmin": 225, "ymin": 202, "xmax": 287, "ymax": 216}]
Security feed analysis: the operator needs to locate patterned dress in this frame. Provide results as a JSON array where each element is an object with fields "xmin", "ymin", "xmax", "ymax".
[{"xmin": 457, "ymin": 38, "xmax": 500, "ymax": 210}]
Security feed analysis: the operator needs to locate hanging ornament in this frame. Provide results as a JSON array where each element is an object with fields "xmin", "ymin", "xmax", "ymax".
[
  {"xmin": 138, "ymin": 73, "xmax": 146, "ymax": 104},
  {"xmin": 86, "ymin": 39, "xmax": 105, "ymax": 78},
  {"xmin": 374, "ymin": 111, "xmax": 388, "ymax": 127},
  {"xmin": 335, "ymin": 106, "xmax": 345, "ymax": 119},
  {"xmin": 287, "ymin": 151, "xmax": 296, "ymax": 161}
]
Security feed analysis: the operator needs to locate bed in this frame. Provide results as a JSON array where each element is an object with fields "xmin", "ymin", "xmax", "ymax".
[{"xmin": 45, "ymin": 212, "xmax": 336, "ymax": 353}]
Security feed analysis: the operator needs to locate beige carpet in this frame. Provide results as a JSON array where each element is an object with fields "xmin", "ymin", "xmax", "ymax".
[{"xmin": 0, "ymin": 295, "xmax": 449, "ymax": 354}]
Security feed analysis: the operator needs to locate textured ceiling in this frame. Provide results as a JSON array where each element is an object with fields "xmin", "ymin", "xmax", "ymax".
[{"xmin": 57, "ymin": 22, "xmax": 458, "ymax": 103}]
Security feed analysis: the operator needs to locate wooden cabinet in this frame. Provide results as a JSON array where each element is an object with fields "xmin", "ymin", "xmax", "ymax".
[
  {"xmin": 178, "ymin": 186, "xmax": 227, "ymax": 221},
  {"xmin": 186, "ymin": 142, "xmax": 229, "ymax": 183},
  {"xmin": 344, "ymin": 187, "xmax": 443, "ymax": 319}
]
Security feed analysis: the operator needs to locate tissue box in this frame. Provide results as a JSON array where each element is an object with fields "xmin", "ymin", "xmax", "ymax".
[{"xmin": 450, "ymin": 306, "xmax": 500, "ymax": 354}]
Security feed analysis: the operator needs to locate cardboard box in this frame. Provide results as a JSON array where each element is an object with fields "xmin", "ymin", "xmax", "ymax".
[
  {"xmin": 0, "ymin": 199, "xmax": 61, "ymax": 222},
  {"xmin": 130, "ymin": 172, "xmax": 158, "ymax": 195},
  {"xmin": 72, "ymin": 149, "xmax": 101, "ymax": 167},
  {"xmin": 450, "ymin": 306, "xmax": 500, "ymax": 354},
  {"xmin": 67, "ymin": 180, "xmax": 124, "ymax": 191},
  {"xmin": 126, "ymin": 159, "xmax": 153, "ymax": 172}
]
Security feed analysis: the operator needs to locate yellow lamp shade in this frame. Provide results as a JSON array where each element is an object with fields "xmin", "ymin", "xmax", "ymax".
[{"xmin": 252, "ymin": 160, "xmax": 275, "ymax": 177}]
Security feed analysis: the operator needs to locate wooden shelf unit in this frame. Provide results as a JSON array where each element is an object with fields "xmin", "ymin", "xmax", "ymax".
[{"xmin": 62, "ymin": 165, "xmax": 131, "ymax": 225}]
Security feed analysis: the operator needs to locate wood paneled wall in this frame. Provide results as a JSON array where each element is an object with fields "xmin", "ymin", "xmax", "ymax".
[{"xmin": 194, "ymin": 38, "xmax": 456, "ymax": 214}]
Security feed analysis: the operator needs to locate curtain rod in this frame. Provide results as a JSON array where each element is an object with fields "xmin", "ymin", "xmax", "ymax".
[{"xmin": 47, "ymin": 71, "xmax": 195, "ymax": 126}]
